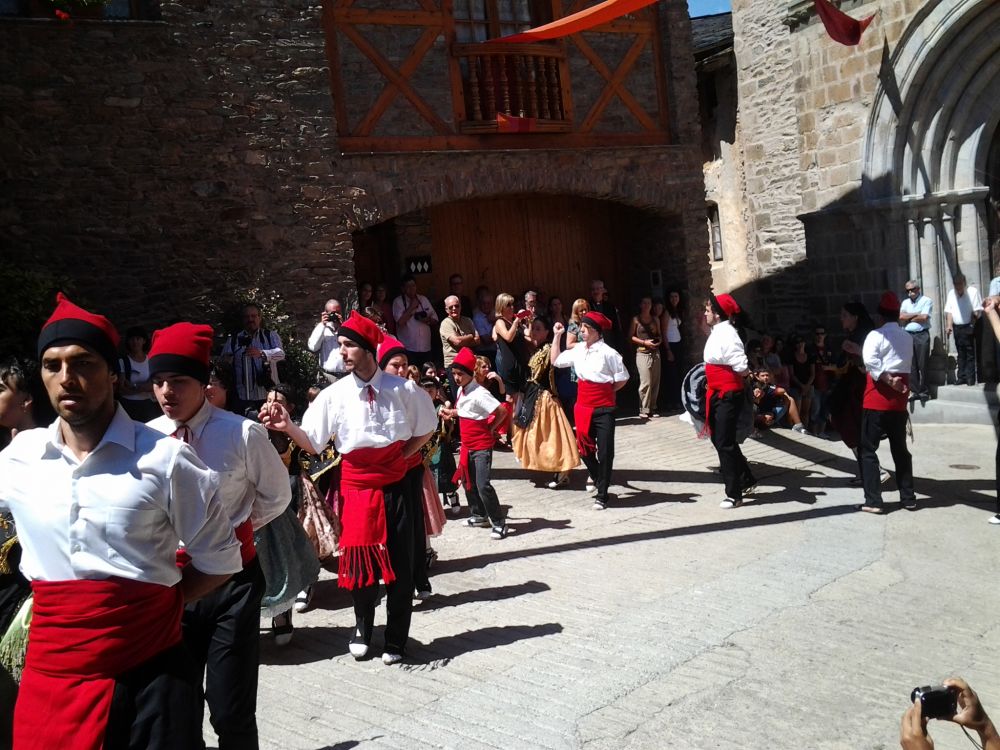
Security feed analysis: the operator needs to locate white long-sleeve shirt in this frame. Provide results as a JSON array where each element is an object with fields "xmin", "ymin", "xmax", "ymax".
[
  {"xmin": 300, "ymin": 368, "xmax": 438, "ymax": 455},
  {"xmin": 863, "ymin": 322, "xmax": 913, "ymax": 380},
  {"xmin": 0, "ymin": 406, "xmax": 242, "ymax": 585},
  {"xmin": 307, "ymin": 322, "xmax": 346, "ymax": 375},
  {"xmin": 149, "ymin": 399, "xmax": 291, "ymax": 530},
  {"xmin": 703, "ymin": 321, "xmax": 748, "ymax": 372},
  {"xmin": 553, "ymin": 339, "xmax": 629, "ymax": 383}
]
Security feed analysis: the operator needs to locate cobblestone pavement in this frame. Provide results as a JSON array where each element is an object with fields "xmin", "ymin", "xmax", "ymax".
[{"xmin": 233, "ymin": 417, "xmax": 999, "ymax": 750}]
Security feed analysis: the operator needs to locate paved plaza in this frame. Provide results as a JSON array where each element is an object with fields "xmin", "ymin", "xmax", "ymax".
[{"xmin": 245, "ymin": 417, "xmax": 1000, "ymax": 750}]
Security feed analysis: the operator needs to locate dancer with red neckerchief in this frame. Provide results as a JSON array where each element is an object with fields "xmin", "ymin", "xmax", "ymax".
[
  {"xmin": 551, "ymin": 312, "xmax": 629, "ymax": 510},
  {"xmin": 261, "ymin": 312, "xmax": 436, "ymax": 665},
  {"xmin": 702, "ymin": 294, "xmax": 756, "ymax": 510},
  {"xmin": 0, "ymin": 294, "xmax": 242, "ymax": 750}
]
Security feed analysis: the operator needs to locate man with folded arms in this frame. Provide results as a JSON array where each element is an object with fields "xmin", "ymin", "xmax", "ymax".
[
  {"xmin": 0, "ymin": 294, "xmax": 241, "ymax": 750},
  {"xmin": 147, "ymin": 322, "xmax": 291, "ymax": 749},
  {"xmin": 262, "ymin": 312, "xmax": 436, "ymax": 665}
]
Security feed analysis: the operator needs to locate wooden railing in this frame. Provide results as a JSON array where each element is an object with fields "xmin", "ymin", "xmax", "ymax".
[{"xmin": 452, "ymin": 42, "xmax": 572, "ymax": 133}]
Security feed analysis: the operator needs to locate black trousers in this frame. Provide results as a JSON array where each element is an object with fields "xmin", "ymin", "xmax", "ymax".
[
  {"xmin": 104, "ymin": 642, "xmax": 202, "ymax": 750},
  {"xmin": 994, "ymin": 437, "xmax": 999, "ymax": 515},
  {"xmin": 954, "ymin": 324, "xmax": 976, "ymax": 385},
  {"xmin": 859, "ymin": 409, "xmax": 914, "ymax": 507},
  {"xmin": 580, "ymin": 408, "xmax": 616, "ymax": 500},
  {"xmin": 708, "ymin": 391, "xmax": 755, "ymax": 501},
  {"xmin": 909, "ymin": 329, "xmax": 930, "ymax": 396},
  {"xmin": 351, "ymin": 482, "xmax": 414, "ymax": 655},
  {"xmin": 183, "ymin": 557, "xmax": 265, "ymax": 750},
  {"xmin": 405, "ymin": 464, "xmax": 430, "ymax": 593}
]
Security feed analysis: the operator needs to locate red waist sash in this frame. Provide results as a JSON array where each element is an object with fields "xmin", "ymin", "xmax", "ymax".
[
  {"xmin": 338, "ymin": 442, "xmax": 408, "ymax": 589},
  {"xmin": 703, "ymin": 364, "xmax": 745, "ymax": 436},
  {"xmin": 452, "ymin": 417, "xmax": 496, "ymax": 488},
  {"xmin": 863, "ymin": 372, "xmax": 909, "ymax": 411},
  {"xmin": 574, "ymin": 380, "xmax": 616, "ymax": 456},
  {"xmin": 15, "ymin": 577, "xmax": 183, "ymax": 750}
]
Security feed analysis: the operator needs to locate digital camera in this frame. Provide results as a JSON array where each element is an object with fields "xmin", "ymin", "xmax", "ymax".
[{"xmin": 910, "ymin": 685, "xmax": 958, "ymax": 719}]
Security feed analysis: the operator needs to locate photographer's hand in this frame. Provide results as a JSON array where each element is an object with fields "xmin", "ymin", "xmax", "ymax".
[
  {"xmin": 900, "ymin": 699, "xmax": 934, "ymax": 750},
  {"xmin": 944, "ymin": 678, "xmax": 1000, "ymax": 747}
]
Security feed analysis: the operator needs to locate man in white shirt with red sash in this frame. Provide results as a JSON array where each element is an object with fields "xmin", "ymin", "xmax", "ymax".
[
  {"xmin": 551, "ymin": 312, "xmax": 629, "ymax": 509},
  {"xmin": 262, "ymin": 312, "xmax": 436, "ymax": 665},
  {"xmin": 858, "ymin": 291, "xmax": 916, "ymax": 514},
  {"xmin": 443, "ymin": 348, "xmax": 510, "ymax": 538},
  {"xmin": 147, "ymin": 322, "xmax": 291, "ymax": 749},
  {"xmin": 0, "ymin": 294, "xmax": 241, "ymax": 750}
]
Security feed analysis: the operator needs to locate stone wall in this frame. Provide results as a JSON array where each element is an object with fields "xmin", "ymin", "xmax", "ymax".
[{"xmin": 0, "ymin": 0, "xmax": 711, "ymax": 347}]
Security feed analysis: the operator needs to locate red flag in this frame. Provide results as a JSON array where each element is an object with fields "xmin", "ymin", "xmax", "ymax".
[
  {"xmin": 814, "ymin": 0, "xmax": 874, "ymax": 46},
  {"xmin": 496, "ymin": 113, "xmax": 538, "ymax": 133},
  {"xmin": 496, "ymin": 0, "xmax": 658, "ymax": 43}
]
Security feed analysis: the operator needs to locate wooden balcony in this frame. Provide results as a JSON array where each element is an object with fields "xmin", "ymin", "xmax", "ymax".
[{"xmin": 452, "ymin": 42, "xmax": 573, "ymax": 134}]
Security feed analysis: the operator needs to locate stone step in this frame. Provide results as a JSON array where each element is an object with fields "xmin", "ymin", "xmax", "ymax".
[{"xmin": 909, "ymin": 384, "xmax": 999, "ymax": 425}]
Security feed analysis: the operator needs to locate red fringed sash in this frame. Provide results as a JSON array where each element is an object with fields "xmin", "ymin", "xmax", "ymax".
[
  {"xmin": 863, "ymin": 372, "xmax": 909, "ymax": 411},
  {"xmin": 574, "ymin": 380, "xmax": 616, "ymax": 456},
  {"xmin": 702, "ymin": 364, "xmax": 745, "ymax": 436},
  {"xmin": 338, "ymin": 442, "xmax": 407, "ymax": 589},
  {"xmin": 15, "ymin": 577, "xmax": 183, "ymax": 750},
  {"xmin": 452, "ymin": 417, "xmax": 496, "ymax": 487}
]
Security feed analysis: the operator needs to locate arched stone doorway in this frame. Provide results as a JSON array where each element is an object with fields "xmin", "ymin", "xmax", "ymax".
[{"xmin": 863, "ymin": 0, "xmax": 1000, "ymax": 338}]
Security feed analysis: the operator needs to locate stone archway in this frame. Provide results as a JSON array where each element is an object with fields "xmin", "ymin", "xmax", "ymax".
[{"xmin": 863, "ymin": 0, "xmax": 1000, "ymax": 334}]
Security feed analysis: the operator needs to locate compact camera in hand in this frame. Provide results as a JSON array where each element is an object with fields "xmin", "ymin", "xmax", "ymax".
[{"xmin": 911, "ymin": 685, "xmax": 958, "ymax": 719}]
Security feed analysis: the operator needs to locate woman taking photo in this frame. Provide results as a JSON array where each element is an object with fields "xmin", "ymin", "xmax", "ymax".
[
  {"xmin": 493, "ymin": 292, "xmax": 529, "ymax": 409},
  {"xmin": 629, "ymin": 296, "xmax": 661, "ymax": 420},
  {"xmin": 703, "ymin": 294, "xmax": 755, "ymax": 509}
]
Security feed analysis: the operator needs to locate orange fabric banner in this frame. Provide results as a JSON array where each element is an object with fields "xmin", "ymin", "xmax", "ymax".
[{"xmin": 496, "ymin": 0, "xmax": 659, "ymax": 43}]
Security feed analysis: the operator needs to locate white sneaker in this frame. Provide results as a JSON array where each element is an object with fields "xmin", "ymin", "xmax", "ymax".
[
  {"xmin": 293, "ymin": 586, "xmax": 313, "ymax": 614},
  {"xmin": 880, "ymin": 469, "xmax": 890, "ymax": 484},
  {"xmin": 349, "ymin": 642, "xmax": 368, "ymax": 659},
  {"xmin": 989, "ymin": 514, "xmax": 1000, "ymax": 525},
  {"xmin": 719, "ymin": 498, "xmax": 742, "ymax": 509},
  {"xmin": 414, "ymin": 589, "xmax": 432, "ymax": 600},
  {"xmin": 585, "ymin": 479, "xmax": 596, "ymax": 492},
  {"xmin": 382, "ymin": 652, "xmax": 403, "ymax": 666},
  {"xmin": 547, "ymin": 472, "xmax": 569, "ymax": 490},
  {"xmin": 791, "ymin": 423, "xmax": 808, "ymax": 434}
]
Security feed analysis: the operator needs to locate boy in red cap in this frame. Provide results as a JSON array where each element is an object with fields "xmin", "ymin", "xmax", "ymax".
[
  {"xmin": 550, "ymin": 311, "xmax": 629, "ymax": 509},
  {"xmin": 0, "ymin": 294, "xmax": 242, "ymax": 749},
  {"xmin": 147, "ymin": 321, "xmax": 291, "ymax": 748},
  {"xmin": 442, "ymin": 348, "xmax": 509, "ymax": 536},
  {"xmin": 858, "ymin": 291, "xmax": 916, "ymax": 513},
  {"xmin": 262, "ymin": 311, "xmax": 437, "ymax": 665}
]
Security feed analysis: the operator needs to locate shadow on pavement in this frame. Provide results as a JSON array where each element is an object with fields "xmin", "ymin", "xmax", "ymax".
[
  {"xmin": 259, "ymin": 623, "xmax": 353, "ymax": 665},
  {"xmin": 506, "ymin": 516, "xmax": 573, "ymax": 534},
  {"xmin": 404, "ymin": 622, "xmax": 564, "ymax": 668},
  {"xmin": 414, "ymin": 580, "xmax": 551, "ymax": 613}
]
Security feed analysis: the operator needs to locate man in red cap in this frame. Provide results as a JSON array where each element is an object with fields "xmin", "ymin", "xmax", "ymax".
[
  {"xmin": 441, "ymin": 347, "xmax": 510, "ymax": 536},
  {"xmin": 858, "ymin": 291, "xmax": 916, "ymax": 513},
  {"xmin": 551, "ymin": 311, "xmax": 629, "ymax": 509},
  {"xmin": 0, "ymin": 294, "xmax": 242, "ymax": 749},
  {"xmin": 147, "ymin": 321, "xmax": 291, "ymax": 749},
  {"xmin": 377, "ymin": 334, "xmax": 437, "ymax": 599},
  {"xmin": 262, "ymin": 311, "xmax": 436, "ymax": 665}
]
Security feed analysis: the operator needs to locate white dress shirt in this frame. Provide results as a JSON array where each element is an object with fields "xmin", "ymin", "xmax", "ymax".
[
  {"xmin": 553, "ymin": 339, "xmax": 630, "ymax": 383},
  {"xmin": 300, "ymin": 368, "xmax": 438, "ymax": 455},
  {"xmin": 307, "ymin": 322, "xmax": 346, "ymax": 375},
  {"xmin": 0, "ymin": 406, "xmax": 241, "ymax": 585},
  {"xmin": 392, "ymin": 294, "xmax": 437, "ymax": 353},
  {"xmin": 456, "ymin": 381, "xmax": 501, "ymax": 420},
  {"xmin": 148, "ymin": 399, "xmax": 291, "ymax": 530},
  {"xmin": 944, "ymin": 287, "xmax": 983, "ymax": 325},
  {"xmin": 703, "ymin": 321, "xmax": 748, "ymax": 372},
  {"xmin": 863, "ymin": 322, "xmax": 914, "ymax": 379}
]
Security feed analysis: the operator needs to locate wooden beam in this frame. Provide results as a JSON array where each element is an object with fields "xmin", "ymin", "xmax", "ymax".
[
  {"xmin": 340, "ymin": 24, "xmax": 452, "ymax": 136},
  {"xmin": 321, "ymin": 0, "xmax": 352, "ymax": 137},
  {"xmin": 330, "ymin": 8, "xmax": 445, "ymax": 25},
  {"xmin": 573, "ymin": 33, "xmax": 658, "ymax": 133},
  {"xmin": 336, "ymin": 131, "xmax": 671, "ymax": 152}
]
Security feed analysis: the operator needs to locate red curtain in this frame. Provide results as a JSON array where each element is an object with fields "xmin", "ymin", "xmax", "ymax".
[
  {"xmin": 496, "ymin": 0, "xmax": 658, "ymax": 43},
  {"xmin": 814, "ymin": 0, "xmax": 875, "ymax": 46}
]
